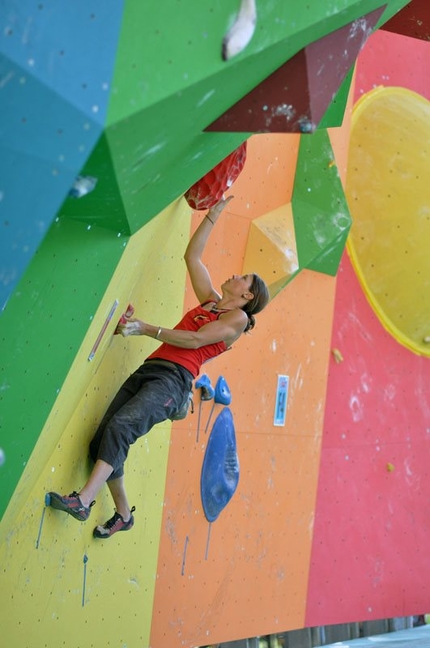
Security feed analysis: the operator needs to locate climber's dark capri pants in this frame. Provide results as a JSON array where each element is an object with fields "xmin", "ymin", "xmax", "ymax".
[{"xmin": 89, "ymin": 359, "xmax": 193, "ymax": 480}]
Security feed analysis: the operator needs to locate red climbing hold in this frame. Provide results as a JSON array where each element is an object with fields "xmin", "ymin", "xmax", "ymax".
[{"xmin": 184, "ymin": 141, "xmax": 247, "ymax": 210}]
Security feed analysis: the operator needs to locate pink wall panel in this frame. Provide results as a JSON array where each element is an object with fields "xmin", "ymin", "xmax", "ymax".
[
  {"xmin": 355, "ymin": 29, "xmax": 430, "ymax": 102},
  {"xmin": 307, "ymin": 29, "xmax": 430, "ymax": 626},
  {"xmin": 306, "ymin": 251, "xmax": 430, "ymax": 625}
]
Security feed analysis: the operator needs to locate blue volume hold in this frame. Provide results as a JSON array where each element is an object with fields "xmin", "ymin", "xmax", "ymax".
[
  {"xmin": 201, "ymin": 407, "xmax": 239, "ymax": 522},
  {"xmin": 214, "ymin": 376, "xmax": 231, "ymax": 405}
]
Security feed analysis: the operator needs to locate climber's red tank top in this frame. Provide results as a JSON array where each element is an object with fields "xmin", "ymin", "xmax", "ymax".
[{"xmin": 147, "ymin": 303, "xmax": 229, "ymax": 378}]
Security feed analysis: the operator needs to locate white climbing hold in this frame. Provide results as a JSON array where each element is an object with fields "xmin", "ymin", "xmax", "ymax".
[{"xmin": 222, "ymin": 0, "xmax": 257, "ymax": 61}]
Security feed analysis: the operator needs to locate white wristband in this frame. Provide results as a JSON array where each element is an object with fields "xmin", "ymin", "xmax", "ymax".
[{"xmin": 155, "ymin": 327, "xmax": 162, "ymax": 340}]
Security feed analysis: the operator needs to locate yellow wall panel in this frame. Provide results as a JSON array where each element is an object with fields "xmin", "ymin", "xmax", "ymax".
[
  {"xmin": 243, "ymin": 202, "xmax": 299, "ymax": 298},
  {"xmin": 0, "ymin": 199, "xmax": 191, "ymax": 647},
  {"xmin": 347, "ymin": 86, "xmax": 430, "ymax": 355}
]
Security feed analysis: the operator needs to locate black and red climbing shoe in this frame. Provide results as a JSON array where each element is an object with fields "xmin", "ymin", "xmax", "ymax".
[
  {"xmin": 47, "ymin": 491, "xmax": 95, "ymax": 522},
  {"xmin": 93, "ymin": 506, "xmax": 136, "ymax": 539}
]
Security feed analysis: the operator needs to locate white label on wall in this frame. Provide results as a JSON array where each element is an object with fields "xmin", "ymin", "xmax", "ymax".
[{"xmin": 274, "ymin": 374, "xmax": 289, "ymax": 427}]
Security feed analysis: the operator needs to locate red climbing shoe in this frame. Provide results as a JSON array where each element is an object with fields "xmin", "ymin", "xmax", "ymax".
[
  {"xmin": 47, "ymin": 491, "xmax": 95, "ymax": 521},
  {"xmin": 93, "ymin": 506, "xmax": 136, "ymax": 539}
]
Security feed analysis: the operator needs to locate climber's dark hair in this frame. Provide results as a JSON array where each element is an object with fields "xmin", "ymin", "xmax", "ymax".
[{"xmin": 242, "ymin": 273, "xmax": 270, "ymax": 332}]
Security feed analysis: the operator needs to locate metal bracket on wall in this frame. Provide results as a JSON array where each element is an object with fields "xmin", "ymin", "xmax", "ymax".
[{"xmin": 88, "ymin": 299, "xmax": 119, "ymax": 361}]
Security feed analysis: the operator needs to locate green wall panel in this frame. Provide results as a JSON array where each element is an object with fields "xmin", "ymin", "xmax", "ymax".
[
  {"xmin": 60, "ymin": 133, "xmax": 131, "ymax": 234},
  {"xmin": 319, "ymin": 67, "xmax": 355, "ymax": 129},
  {"xmin": 0, "ymin": 218, "xmax": 126, "ymax": 517},
  {"xmin": 292, "ymin": 129, "xmax": 352, "ymax": 276},
  {"xmin": 108, "ymin": 1, "xmax": 406, "ymax": 126}
]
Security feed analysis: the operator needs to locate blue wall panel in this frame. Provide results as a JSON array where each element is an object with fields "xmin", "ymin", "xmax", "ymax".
[{"xmin": 0, "ymin": 1, "xmax": 124, "ymax": 310}]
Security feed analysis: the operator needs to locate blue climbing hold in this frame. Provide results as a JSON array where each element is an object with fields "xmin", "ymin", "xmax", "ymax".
[
  {"xmin": 201, "ymin": 407, "xmax": 239, "ymax": 522},
  {"xmin": 195, "ymin": 373, "xmax": 214, "ymax": 401},
  {"xmin": 214, "ymin": 375, "xmax": 231, "ymax": 405}
]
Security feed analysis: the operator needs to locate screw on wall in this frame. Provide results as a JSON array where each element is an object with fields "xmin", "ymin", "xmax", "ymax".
[
  {"xmin": 204, "ymin": 376, "xmax": 231, "ymax": 434},
  {"xmin": 195, "ymin": 374, "xmax": 214, "ymax": 442},
  {"xmin": 82, "ymin": 554, "xmax": 89, "ymax": 607},
  {"xmin": 35, "ymin": 494, "xmax": 51, "ymax": 549}
]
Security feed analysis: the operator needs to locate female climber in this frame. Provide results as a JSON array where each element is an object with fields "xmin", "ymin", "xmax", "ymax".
[{"xmin": 47, "ymin": 196, "xmax": 269, "ymax": 538}]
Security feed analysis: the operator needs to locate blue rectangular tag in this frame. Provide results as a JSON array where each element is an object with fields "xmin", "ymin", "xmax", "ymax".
[{"xmin": 274, "ymin": 374, "xmax": 289, "ymax": 426}]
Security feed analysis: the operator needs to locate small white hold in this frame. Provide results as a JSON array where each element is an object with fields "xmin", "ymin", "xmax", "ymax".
[
  {"xmin": 0, "ymin": 448, "xmax": 5, "ymax": 466},
  {"xmin": 222, "ymin": 0, "xmax": 257, "ymax": 61},
  {"xmin": 68, "ymin": 175, "xmax": 98, "ymax": 198}
]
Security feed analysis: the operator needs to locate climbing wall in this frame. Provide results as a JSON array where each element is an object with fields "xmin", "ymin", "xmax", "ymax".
[
  {"xmin": 0, "ymin": 0, "xmax": 406, "ymax": 309},
  {"xmin": 2, "ymin": 1, "xmax": 424, "ymax": 648},
  {"xmin": 0, "ymin": 124, "xmax": 345, "ymax": 646},
  {"xmin": 2, "ymin": 0, "xmax": 401, "ymax": 532}
]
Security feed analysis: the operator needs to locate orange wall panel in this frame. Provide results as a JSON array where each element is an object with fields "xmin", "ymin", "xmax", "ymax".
[
  {"xmin": 152, "ymin": 133, "xmax": 338, "ymax": 644},
  {"xmin": 152, "ymin": 267, "xmax": 336, "ymax": 646}
]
